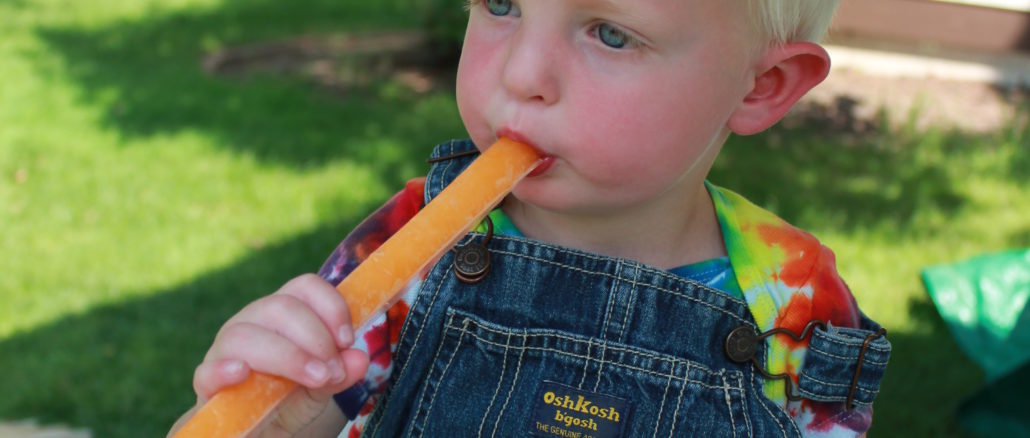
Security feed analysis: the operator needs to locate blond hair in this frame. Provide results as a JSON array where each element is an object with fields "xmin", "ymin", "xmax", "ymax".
[{"xmin": 747, "ymin": 1, "xmax": 842, "ymax": 44}]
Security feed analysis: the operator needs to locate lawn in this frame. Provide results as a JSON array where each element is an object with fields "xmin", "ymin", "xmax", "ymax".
[{"xmin": 0, "ymin": 0, "xmax": 1027, "ymax": 436}]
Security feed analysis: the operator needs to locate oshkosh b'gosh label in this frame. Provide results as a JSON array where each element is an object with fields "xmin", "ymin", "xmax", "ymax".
[{"xmin": 529, "ymin": 381, "xmax": 631, "ymax": 438}]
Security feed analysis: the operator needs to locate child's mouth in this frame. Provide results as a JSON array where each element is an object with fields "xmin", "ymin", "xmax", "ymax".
[
  {"xmin": 527, "ymin": 156, "xmax": 555, "ymax": 177},
  {"xmin": 496, "ymin": 129, "xmax": 552, "ymax": 176}
]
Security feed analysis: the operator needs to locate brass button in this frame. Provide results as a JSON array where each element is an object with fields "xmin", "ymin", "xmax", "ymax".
[
  {"xmin": 454, "ymin": 243, "xmax": 490, "ymax": 284},
  {"xmin": 453, "ymin": 215, "xmax": 494, "ymax": 284},
  {"xmin": 725, "ymin": 326, "xmax": 759, "ymax": 363}
]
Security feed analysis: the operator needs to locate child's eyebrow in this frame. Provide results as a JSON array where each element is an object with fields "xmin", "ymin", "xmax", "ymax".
[
  {"xmin": 573, "ymin": 0, "xmax": 654, "ymax": 26},
  {"xmin": 578, "ymin": 0, "xmax": 633, "ymax": 15}
]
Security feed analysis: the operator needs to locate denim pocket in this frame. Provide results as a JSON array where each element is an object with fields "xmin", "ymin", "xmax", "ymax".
[{"xmin": 402, "ymin": 308, "xmax": 752, "ymax": 437}]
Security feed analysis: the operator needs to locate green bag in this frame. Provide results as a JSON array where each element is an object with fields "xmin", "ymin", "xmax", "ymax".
[{"xmin": 922, "ymin": 249, "xmax": 1030, "ymax": 437}]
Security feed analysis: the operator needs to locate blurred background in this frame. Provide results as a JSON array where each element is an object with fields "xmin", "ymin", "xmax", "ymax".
[{"xmin": 0, "ymin": 0, "xmax": 1027, "ymax": 436}]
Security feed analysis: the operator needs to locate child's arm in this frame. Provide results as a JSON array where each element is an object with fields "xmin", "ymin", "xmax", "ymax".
[{"xmin": 168, "ymin": 274, "xmax": 370, "ymax": 436}]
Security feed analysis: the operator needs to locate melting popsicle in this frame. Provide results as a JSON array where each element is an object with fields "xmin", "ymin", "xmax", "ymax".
[{"xmin": 172, "ymin": 138, "xmax": 542, "ymax": 437}]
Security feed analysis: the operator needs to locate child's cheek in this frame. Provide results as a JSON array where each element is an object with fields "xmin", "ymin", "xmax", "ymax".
[
  {"xmin": 456, "ymin": 35, "xmax": 497, "ymax": 146},
  {"xmin": 569, "ymin": 87, "xmax": 660, "ymax": 172}
]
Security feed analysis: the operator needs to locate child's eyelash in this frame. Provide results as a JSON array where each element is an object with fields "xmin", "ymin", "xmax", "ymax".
[{"xmin": 464, "ymin": 0, "xmax": 481, "ymax": 11}]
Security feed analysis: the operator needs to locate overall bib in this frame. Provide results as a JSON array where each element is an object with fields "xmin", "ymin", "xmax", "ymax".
[{"xmin": 358, "ymin": 140, "xmax": 890, "ymax": 437}]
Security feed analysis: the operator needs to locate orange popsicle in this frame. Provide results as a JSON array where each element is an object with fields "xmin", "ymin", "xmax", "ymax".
[{"xmin": 172, "ymin": 138, "xmax": 542, "ymax": 437}]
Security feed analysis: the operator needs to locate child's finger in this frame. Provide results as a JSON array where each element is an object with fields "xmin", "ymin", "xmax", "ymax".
[
  {"xmin": 300, "ymin": 348, "xmax": 371, "ymax": 407},
  {"xmin": 208, "ymin": 322, "xmax": 346, "ymax": 389},
  {"xmin": 275, "ymin": 273, "xmax": 356, "ymax": 348},
  {"xmin": 334, "ymin": 348, "xmax": 370, "ymax": 393},
  {"xmin": 192, "ymin": 358, "xmax": 250, "ymax": 403},
  {"xmin": 223, "ymin": 293, "xmax": 341, "ymax": 364}
]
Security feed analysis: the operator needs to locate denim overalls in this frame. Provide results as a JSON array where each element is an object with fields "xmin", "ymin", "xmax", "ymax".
[{"xmin": 358, "ymin": 140, "xmax": 890, "ymax": 437}]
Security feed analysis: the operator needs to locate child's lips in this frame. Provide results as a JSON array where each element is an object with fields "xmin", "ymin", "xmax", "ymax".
[
  {"xmin": 528, "ymin": 156, "xmax": 555, "ymax": 177},
  {"xmin": 495, "ymin": 128, "xmax": 554, "ymax": 177}
]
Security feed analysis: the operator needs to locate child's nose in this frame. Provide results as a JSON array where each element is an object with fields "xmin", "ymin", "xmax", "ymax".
[{"xmin": 501, "ymin": 25, "xmax": 560, "ymax": 105}]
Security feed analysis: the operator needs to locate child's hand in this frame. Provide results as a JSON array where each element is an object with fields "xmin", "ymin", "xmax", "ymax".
[{"xmin": 171, "ymin": 274, "xmax": 370, "ymax": 435}]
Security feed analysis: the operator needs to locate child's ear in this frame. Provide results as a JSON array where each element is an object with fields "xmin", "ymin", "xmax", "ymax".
[{"xmin": 727, "ymin": 42, "xmax": 830, "ymax": 135}]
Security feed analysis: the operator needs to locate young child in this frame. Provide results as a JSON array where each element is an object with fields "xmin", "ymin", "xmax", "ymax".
[{"xmin": 171, "ymin": 0, "xmax": 891, "ymax": 436}]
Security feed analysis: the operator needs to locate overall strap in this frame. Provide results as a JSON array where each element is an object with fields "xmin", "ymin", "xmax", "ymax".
[
  {"xmin": 425, "ymin": 139, "xmax": 480, "ymax": 205},
  {"xmin": 797, "ymin": 314, "xmax": 890, "ymax": 408}
]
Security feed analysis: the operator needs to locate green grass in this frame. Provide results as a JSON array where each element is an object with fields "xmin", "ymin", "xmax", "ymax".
[
  {"xmin": 0, "ymin": 0, "xmax": 466, "ymax": 435},
  {"xmin": 1, "ymin": 0, "xmax": 1028, "ymax": 436}
]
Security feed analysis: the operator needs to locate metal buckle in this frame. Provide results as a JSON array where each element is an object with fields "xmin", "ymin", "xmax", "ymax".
[
  {"xmin": 724, "ymin": 320, "xmax": 827, "ymax": 403},
  {"xmin": 725, "ymin": 320, "xmax": 887, "ymax": 410},
  {"xmin": 453, "ymin": 215, "xmax": 493, "ymax": 284}
]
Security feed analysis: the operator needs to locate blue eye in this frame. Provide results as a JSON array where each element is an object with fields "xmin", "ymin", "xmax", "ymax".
[
  {"xmin": 597, "ymin": 23, "xmax": 629, "ymax": 49},
  {"xmin": 485, "ymin": 0, "xmax": 513, "ymax": 16}
]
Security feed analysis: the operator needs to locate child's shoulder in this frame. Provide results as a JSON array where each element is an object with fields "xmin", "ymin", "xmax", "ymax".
[
  {"xmin": 711, "ymin": 184, "xmax": 887, "ymax": 435},
  {"xmin": 709, "ymin": 183, "xmax": 862, "ymax": 331}
]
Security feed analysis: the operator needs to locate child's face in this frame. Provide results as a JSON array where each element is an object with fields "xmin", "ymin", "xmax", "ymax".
[{"xmin": 457, "ymin": 0, "xmax": 758, "ymax": 215}]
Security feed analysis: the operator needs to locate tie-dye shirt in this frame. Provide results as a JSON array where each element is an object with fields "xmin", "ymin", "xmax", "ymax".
[{"xmin": 320, "ymin": 179, "xmax": 873, "ymax": 437}]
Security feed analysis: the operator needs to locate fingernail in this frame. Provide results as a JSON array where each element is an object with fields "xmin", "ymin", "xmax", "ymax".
[
  {"xmin": 223, "ymin": 360, "xmax": 244, "ymax": 375},
  {"xmin": 328, "ymin": 358, "xmax": 346, "ymax": 383},
  {"xmin": 305, "ymin": 361, "xmax": 329, "ymax": 382},
  {"xmin": 338, "ymin": 326, "xmax": 354, "ymax": 346}
]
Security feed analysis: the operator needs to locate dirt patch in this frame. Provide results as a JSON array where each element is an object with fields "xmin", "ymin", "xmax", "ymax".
[{"xmin": 202, "ymin": 31, "xmax": 456, "ymax": 95}]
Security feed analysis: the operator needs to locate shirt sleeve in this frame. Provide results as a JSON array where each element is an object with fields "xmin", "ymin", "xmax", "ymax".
[{"xmin": 315, "ymin": 179, "xmax": 427, "ymax": 435}]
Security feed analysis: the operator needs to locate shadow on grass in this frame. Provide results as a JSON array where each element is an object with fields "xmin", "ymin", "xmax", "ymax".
[
  {"xmin": 867, "ymin": 297, "xmax": 985, "ymax": 437},
  {"xmin": 714, "ymin": 98, "xmax": 967, "ymax": 233},
  {"xmin": 31, "ymin": 0, "xmax": 464, "ymax": 180},
  {"xmin": 717, "ymin": 93, "xmax": 1030, "ymax": 234},
  {"xmin": 988, "ymin": 86, "xmax": 1030, "ymax": 180},
  {"xmin": 0, "ymin": 220, "xmax": 359, "ymax": 436},
  {"xmin": 1011, "ymin": 227, "xmax": 1030, "ymax": 248}
]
